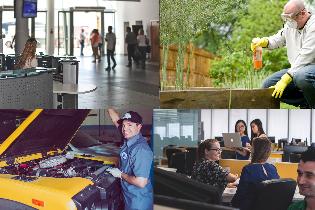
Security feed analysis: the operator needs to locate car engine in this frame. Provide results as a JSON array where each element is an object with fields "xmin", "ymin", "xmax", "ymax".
[
  {"xmin": 0, "ymin": 154, "xmax": 113, "ymax": 178},
  {"xmin": 0, "ymin": 154, "xmax": 123, "ymax": 209}
]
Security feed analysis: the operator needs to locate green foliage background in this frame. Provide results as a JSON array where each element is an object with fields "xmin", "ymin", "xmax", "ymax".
[
  {"xmin": 209, "ymin": 0, "xmax": 291, "ymax": 87},
  {"xmin": 160, "ymin": 0, "xmax": 313, "ymax": 88}
]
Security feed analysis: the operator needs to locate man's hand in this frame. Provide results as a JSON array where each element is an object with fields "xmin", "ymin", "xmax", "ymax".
[
  {"xmin": 251, "ymin": 37, "xmax": 269, "ymax": 52},
  {"xmin": 106, "ymin": 168, "xmax": 122, "ymax": 178},
  {"xmin": 271, "ymin": 73, "xmax": 293, "ymax": 98}
]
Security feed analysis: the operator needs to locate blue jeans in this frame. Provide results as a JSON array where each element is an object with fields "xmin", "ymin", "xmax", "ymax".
[{"xmin": 262, "ymin": 65, "xmax": 315, "ymax": 108}]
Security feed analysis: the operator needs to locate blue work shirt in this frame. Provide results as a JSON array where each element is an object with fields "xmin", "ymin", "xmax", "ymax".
[{"xmin": 120, "ymin": 133, "xmax": 153, "ymax": 210}]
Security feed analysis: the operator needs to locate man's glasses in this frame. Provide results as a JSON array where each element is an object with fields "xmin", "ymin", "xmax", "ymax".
[
  {"xmin": 281, "ymin": 8, "xmax": 305, "ymax": 22},
  {"xmin": 210, "ymin": 148, "xmax": 222, "ymax": 152}
]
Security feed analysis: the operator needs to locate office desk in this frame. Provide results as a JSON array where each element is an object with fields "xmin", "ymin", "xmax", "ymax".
[
  {"xmin": 219, "ymin": 159, "xmax": 298, "ymax": 180},
  {"xmin": 53, "ymin": 82, "xmax": 97, "ymax": 108}
]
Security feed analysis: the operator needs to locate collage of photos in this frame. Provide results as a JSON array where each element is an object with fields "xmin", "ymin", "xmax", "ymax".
[{"xmin": 0, "ymin": 0, "xmax": 314, "ymax": 210}]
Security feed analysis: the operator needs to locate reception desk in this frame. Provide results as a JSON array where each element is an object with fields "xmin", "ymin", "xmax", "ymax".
[{"xmin": 0, "ymin": 68, "xmax": 53, "ymax": 108}]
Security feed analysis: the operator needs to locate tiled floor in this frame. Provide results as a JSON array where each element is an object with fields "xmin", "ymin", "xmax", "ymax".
[{"xmin": 77, "ymin": 55, "xmax": 159, "ymax": 109}]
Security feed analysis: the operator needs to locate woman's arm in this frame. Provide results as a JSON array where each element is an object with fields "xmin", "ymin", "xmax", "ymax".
[
  {"xmin": 235, "ymin": 148, "xmax": 250, "ymax": 156},
  {"xmin": 227, "ymin": 172, "xmax": 238, "ymax": 182},
  {"xmin": 259, "ymin": 134, "xmax": 268, "ymax": 138}
]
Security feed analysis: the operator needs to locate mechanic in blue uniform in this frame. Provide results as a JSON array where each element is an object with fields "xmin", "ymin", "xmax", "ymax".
[{"xmin": 107, "ymin": 109, "xmax": 153, "ymax": 210}]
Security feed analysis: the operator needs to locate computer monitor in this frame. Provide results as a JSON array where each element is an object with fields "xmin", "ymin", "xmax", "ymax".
[
  {"xmin": 268, "ymin": 136, "xmax": 275, "ymax": 143},
  {"xmin": 170, "ymin": 150, "xmax": 196, "ymax": 176},
  {"xmin": 215, "ymin": 136, "xmax": 224, "ymax": 147},
  {"xmin": 278, "ymin": 138, "xmax": 288, "ymax": 149},
  {"xmin": 282, "ymin": 145, "xmax": 308, "ymax": 162},
  {"xmin": 291, "ymin": 138, "xmax": 302, "ymax": 145},
  {"xmin": 22, "ymin": 0, "xmax": 37, "ymax": 18}
]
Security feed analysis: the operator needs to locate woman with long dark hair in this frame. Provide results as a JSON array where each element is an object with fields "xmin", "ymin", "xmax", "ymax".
[
  {"xmin": 250, "ymin": 119, "xmax": 267, "ymax": 142},
  {"xmin": 15, "ymin": 38, "xmax": 38, "ymax": 69},
  {"xmin": 234, "ymin": 120, "xmax": 251, "ymax": 160}
]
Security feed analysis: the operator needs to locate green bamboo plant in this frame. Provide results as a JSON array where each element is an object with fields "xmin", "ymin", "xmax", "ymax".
[{"xmin": 160, "ymin": 0, "xmax": 245, "ymax": 90}]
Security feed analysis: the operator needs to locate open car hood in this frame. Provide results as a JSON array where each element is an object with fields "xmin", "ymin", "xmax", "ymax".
[{"xmin": 0, "ymin": 109, "xmax": 90, "ymax": 159}]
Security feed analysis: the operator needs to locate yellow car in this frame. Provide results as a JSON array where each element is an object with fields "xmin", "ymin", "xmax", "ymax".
[{"xmin": 0, "ymin": 109, "xmax": 121, "ymax": 210}]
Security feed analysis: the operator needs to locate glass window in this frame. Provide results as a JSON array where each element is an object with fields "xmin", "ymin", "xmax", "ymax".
[
  {"xmin": 167, "ymin": 123, "xmax": 180, "ymax": 138},
  {"xmin": 181, "ymin": 125, "xmax": 193, "ymax": 140},
  {"xmin": 155, "ymin": 126, "xmax": 166, "ymax": 139}
]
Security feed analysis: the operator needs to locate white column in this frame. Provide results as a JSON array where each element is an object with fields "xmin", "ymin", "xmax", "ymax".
[
  {"xmin": 46, "ymin": 0, "xmax": 54, "ymax": 55},
  {"xmin": 15, "ymin": 0, "xmax": 29, "ymax": 54}
]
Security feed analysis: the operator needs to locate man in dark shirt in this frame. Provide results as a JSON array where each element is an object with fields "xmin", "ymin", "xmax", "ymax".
[{"xmin": 125, "ymin": 27, "xmax": 138, "ymax": 67}]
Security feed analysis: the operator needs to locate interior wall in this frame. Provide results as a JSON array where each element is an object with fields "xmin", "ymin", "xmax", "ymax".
[{"xmin": 200, "ymin": 109, "xmax": 313, "ymax": 144}]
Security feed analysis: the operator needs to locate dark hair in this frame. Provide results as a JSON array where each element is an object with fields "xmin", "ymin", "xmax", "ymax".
[
  {"xmin": 15, "ymin": 38, "xmax": 37, "ymax": 69},
  {"xmin": 126, "ymin": 26, "xmax": 131, "ymax": 31},
  {"xmin": 301, "ymin": 147, "xmax": 315, "ymax": 163},
  {"xmin": 250, "ymin": 119, "xmax": 265, "ymax": 141},
  {"xmin": 235, "ymin": 120, "xmax": 248, "ymax": 136},
  {"xmin": 197, "ymin": 139, "xmax": 217, "ymax": 161},
  {"xmin": 251, "ymin": 137, "xmax": 271, "ymax": 163}
]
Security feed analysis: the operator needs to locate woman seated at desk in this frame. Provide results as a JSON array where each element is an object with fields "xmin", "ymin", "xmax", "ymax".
[
  {"xmin": 15, "ymin": 38, "xmax": 38, "ymax": 69},
  {"xmin": 231, "ymin": 137, "xmax": 279, "ymax": 210},
  {"xmin": 234, "ymin": 120, "xmax": 251, "ymax": 160},
  {"xmin": 191, "ymin": 139, "xmax": 238, "ymax": 192}
]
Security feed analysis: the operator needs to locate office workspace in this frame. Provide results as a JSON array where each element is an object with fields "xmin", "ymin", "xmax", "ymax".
[{"xmin": 153, "ymin": 109, "xmax": 315, "ymax": 210}]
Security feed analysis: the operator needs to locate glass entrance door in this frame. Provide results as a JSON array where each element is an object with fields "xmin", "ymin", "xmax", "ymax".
[
  {"xmin": 57, "ymin": 11, "xmax": 72, "ymax": 55},
  {"xmin": 58, "ymin": 9, "xmax": 115, "ymax": 57},
  {"xmin": 28, "ymin": 11, "xmax": 47, "ymax": 54},
  {"xmin": 2, "ymin": 10, "xmax": 15, "ymax": 55},
  {"xmin": 73, "ymin": 11, "xmax": 101, "ymax": 57}
]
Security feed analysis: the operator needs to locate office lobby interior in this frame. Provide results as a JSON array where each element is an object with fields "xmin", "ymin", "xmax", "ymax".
[{"xmin": 0, "ymin": 0, "xmax": 159, "ymax": 109}]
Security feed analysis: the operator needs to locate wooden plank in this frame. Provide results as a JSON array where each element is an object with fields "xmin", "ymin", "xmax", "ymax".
[
  {"xmin": 160, "ymin": 45, "xmax": 213, "ymax": 87},
  {"xmin": 160, "ymin": 88, "xmax": 280, "ymax": 108}
]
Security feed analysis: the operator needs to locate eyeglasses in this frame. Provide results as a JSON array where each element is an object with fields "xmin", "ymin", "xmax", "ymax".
[
  {"xmin": 210, "ymin": 148, "xmax": 222, "ymax": 152},
  {"xmin": 237, "ymin": 125, "xmax": 245, "ymax": 129},
  {"xmin": 281, "ymin": 8, "xmax": 305, "ymax": 22}
]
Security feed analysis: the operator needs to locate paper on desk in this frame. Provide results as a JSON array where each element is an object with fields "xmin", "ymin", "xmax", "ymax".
[{"xmin": 224, "ymin": 187, "xmax": 237, "ymax": 194}]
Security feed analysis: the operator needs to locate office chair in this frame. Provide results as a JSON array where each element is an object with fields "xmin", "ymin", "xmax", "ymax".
[
  {"xmin": 268, "ymin": 136, "xmax": 275, "ymax": 143},
  {"xmin": 252, "ymin": 178, "xmax": 297, "ymax": 210},
  {"xmin": 165, "ymin": 147, "xmax": 183, "ymax": 167},
  {"xmin": 289, "ymin": 153, "xmax": 302, "ymax": 163},
  {"xmin": 155, "ymin": 195, "xmax": 238, "ymax": 210},
  {"xmin": 154, "ymin": 167, "xmax": 222, "ymax": 204}
]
